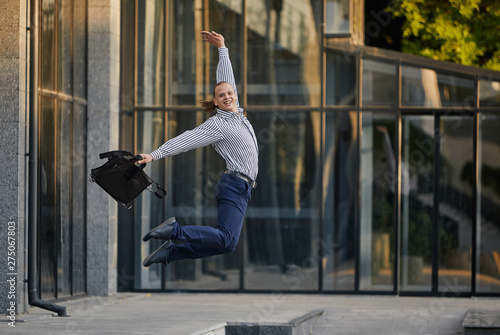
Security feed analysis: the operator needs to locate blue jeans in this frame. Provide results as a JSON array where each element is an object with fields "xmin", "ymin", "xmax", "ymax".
[{"xmin": 168, "ymin": 173, "xmax": 252, "ymax": 262}]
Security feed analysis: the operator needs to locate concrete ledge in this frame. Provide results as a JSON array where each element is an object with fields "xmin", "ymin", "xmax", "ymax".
[
  {"xmin": 463, "ymin": 309, "xmax": 500, "ymax": 335},
  {"xmin": 189, "ymin": 322, "xmax": 227, "ymax": 335},
  {"xmin": 225, "ymin": 309, "xmax": 324, "ymax": 335}
]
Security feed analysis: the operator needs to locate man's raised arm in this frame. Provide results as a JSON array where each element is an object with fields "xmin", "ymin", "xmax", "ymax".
[{"xmin": 201, "ymin": 31, "xmax": 239, "ymax": 107}]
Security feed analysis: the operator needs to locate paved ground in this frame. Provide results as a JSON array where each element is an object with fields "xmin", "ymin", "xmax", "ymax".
[{"xmin": 2, "ymin": 293, "xmax": 499, "ymax": 335}]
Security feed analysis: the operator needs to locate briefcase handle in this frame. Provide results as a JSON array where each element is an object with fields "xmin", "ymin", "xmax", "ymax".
[
  {"xmin": 129, "ymin": 159, "xmax": 147, "ymax": 181},
  {"xmin": 99, "ymin": 150, "xmax": 134, "ymax": 160}
]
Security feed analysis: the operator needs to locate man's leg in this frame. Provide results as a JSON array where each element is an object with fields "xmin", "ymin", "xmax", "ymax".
[
  {"xmin": 168, "ymin": 175, "xmax": 251, "ymax": 262},
  {"xmin": 168, "ymin": 202, "xmax": 244, "ymax": 261}
]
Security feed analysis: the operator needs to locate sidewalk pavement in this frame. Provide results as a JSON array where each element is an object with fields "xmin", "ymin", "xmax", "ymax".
[{"xmin": 3, "ymin": 292, "xmax": 499, "ymax": 335}]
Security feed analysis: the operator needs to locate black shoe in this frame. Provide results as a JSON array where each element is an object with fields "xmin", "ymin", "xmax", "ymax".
[
  {"xmin": 143, "ymin": 217, "xmax": 176, "ymax": 242},
  {"xmin": 143, "ymin": 240, "xmax": 172, "ymax": 267}
]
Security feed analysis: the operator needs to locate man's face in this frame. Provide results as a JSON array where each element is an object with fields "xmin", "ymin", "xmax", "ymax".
[{"xmin": 213, "ymin": 83, "xmax": 237, "ymax": 113}]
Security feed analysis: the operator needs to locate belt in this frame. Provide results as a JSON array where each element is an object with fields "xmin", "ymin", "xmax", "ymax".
[{"xmin": 224, "ymin": 170, "xmax": 257, "ymax": 188}]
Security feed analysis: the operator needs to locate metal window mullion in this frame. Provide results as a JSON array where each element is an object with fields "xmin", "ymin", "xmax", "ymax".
[
  {"xmin": 240, "ymin": 0, "xmax": 247, "ymax": 293},
  {"xmin": 394, "ymin": 60, "xmax": 402, "ymax": 295},
  {"xmin": 432, "ymin": 113, "xmax": 440, "ymax": 295},
  {"xmin": 68, "ymin": 0, "xmax": 75, "ymax": 297},
  {"xmin": 54, "ymin": 0, "xmax": 61, "ymax": 301},
  {"xmin": 471, "ymin": 76, "xmax": 480, "ymax": 295},
  {"xmin": 318, "ymin": 0, "xmax": 326, "ymax": 292},
  {"xmin": 354, "ymin": 52, "xmax": 362, "ymax": 292}
]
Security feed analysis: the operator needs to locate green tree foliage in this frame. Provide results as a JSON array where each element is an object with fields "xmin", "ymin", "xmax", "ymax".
[{"xmin": 387, "ymin": 0, "xmax": 500, "ymax": 71}]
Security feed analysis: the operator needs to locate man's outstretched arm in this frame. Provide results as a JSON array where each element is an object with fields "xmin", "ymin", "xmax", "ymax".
[{"xmin": 201, "ymin": 31, "xmax": 239, "ymax": 107}]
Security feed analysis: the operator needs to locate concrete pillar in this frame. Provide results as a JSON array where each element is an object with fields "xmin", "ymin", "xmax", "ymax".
[
  {"xmin": 86, "ymin": 0, "xmax": 121, "ymax": 296},
  {"xmin": 0, "ymin": 0, "xmax": 29, "ymax": 314}
]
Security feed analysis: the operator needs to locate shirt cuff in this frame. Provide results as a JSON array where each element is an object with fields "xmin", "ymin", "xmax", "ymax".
[
  {"xmin": 150, "ymin": 150, "xmax": 162, "ymax": 161},
  {"xmin": 218, "ymin": 47, "xmax": 229, "ymax": 57}
]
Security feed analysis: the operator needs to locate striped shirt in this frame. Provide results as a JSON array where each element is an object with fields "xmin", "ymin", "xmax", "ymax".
[{"xmin": 150, "ymin": 47, "xmax": 259, "ymax": 181}]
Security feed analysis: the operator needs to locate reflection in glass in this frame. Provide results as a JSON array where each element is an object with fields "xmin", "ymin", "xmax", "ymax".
[
  {"xmin": 479, "ymin": 80, "xmax": 500, "ymax": 107},
  {"xmin": 58, "ymin": 0, "xmax": 72, "ymax": 95},
  {"xmin": 168, "ymin": 0, "xmax": 242, "ymax": 105},
  {"xmin": 73, "ymin": 0, "xmax": 87, "ymax": 100},
  {"xmin": 168, "ymin": 0, "xmax": 199, "ymax": 105},
  {"xmin": 39, "ymin": 97, "xmax": 57, "ymax": 299},
  {"xmin": 400, "ymin": 116, "xmax": 434, "ymax": 292},
  {"xmin": 247, "ymin": 1, "xmax": 321, "ymax": 106},
  {"xmin": 151, "ymin": 111, "xmax": 240, "ymax": 290},
  {"xmin": 41, "ymin": 0, "xmax": 56, "ymax": 91},
  {"xmin": 359, "ymin": 112, "xmax": 397, "ymax": 291},
  {"xmin": 402, "ymin": 66, "xmax": 475, "ymax": 107},
  {"xmin": 137, "ymin": 0, "xmax": 165, "ymax": 106},
  {"xmin": 135, "ymin": 111, "xmax": 166, "ymax": 289},
  {"xmin": 438, "ymin": 116, "xmax": 473, "ymax": 292},
  {"xmin": 325, "ymin": 0, "xmax": 350, "ymax": 34},
  {"xmin": 477, "ymin": 114, "xmax": 500, "ymax": 293},
  {"xmin": 58, "ymin": 101, "xmax": 72, "ymax": 297},
  {"xmin": 362, "ymin": 59, "xmax": 396, "ymax": 106},
  {"xmin": 323, "ymin": 111, "xmax": 358, "ymax": 291},
  {"xmin": 207, "ymin": 0, "xmax": 242, "ymax": 90},
  {"xmin": 38, "ymin": 0, "xmax": 89, "ymax": 300},
  {"xmin": 121, "ymin": 0, "xmax": 135, "ymax": 111},
  {"xmin": 326, "ymin": 51, "xmax": 356, "ymax": 106},
  {"xmin": 244, "ymin": 111, "xmax": 321, "ymax": 291}
]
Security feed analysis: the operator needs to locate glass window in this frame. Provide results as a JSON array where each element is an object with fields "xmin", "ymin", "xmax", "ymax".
[
  {"xmin": 359, "ymin": 112, "xmax": 397, "ymax": 291},
  {"xmin": 156, "ymin": 111, "xmax": 240, "ymax": 291},
  {"xmin": 244, "ymin": 111, "xmax": 321, "ymax": 291},
  {"xmin": 402, "ymin": 66, "xmax": 475, "ymax": 107},
  {"xmin": 247, "ymin": 1, "xmax": 321, "ymax": 106},
  {"xmin": 168, "ymin": 0, "xmax": 200, "ymax": 105},
  {"xmin": 362, "ymin": 59, "xmax": 396, "ymax": 107},
  {"xmin": 137, "ymin": 0, "xmax": 165, "ymax": 106},
  {"xmin": 58, "ymin": 0, "xmax": 72, "ymax": 95},
  {"xmin": 57, "ymin": 100, "xmax": 72, "ymax": 297},
  {"xmin": 479, "ymin": 79, "xmax": 500, "ymax": 107},
  {"xmin": 41, "ymin": 0, "xmax": 56, "ymax": 91},
  {"xmin": 167, "ymin": 0, "xmax": 243, "ymax": 106},
  {"xmin": 400, "ymin": 115, "xmax": 434, "ymax": 292},
  {"xmin": 39, "ymin": 97, "xmax": 57, "ymax": 299},
  {"xmin": 438, "ymin": 116, "xmax": 474, "ymax": 293},
  {"xmin": 477, "ymin": 113, "xmax": 500, "ymax": 293},
  {"xmin": 326, "ymin": 51, "xmax": 356, "ymax": 106},
  {"xmin": 73, "ymin": 0, "xmax": 87, "ymax": 100},
  {"xmin": 135, "ymin": 110, "xmax": 166, "ymax": 290},
  {"xmin": 323, "ymin": 111, "xmax": 358, "ymax": 291},
  {"xmin": 38, "ymin": 0, "xmax": 88, "ymax": 300},
  {"xmin": 120, "ymin": 0, "xmax": 135, "ymax": 111},
  {"xmin": 207, "ymin": 0, "xmax": 242, "ymax": 91},
  {"xmin": 325, "ymin": 0, "xmax": 350, "ymax": 34}
]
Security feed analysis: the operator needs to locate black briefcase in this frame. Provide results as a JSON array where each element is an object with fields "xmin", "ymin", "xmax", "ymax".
[{"xmin": 90, "ymin": 150, "xmax": 166, "ymax": 209}]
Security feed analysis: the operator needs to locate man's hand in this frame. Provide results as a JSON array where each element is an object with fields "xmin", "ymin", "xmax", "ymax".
[
  {"xmin": 137, "ymin": 153, "xmax": 153, "ymax": 165},
  {"xmin": 201, "ymin": 31, "xmax": 225, "ymax": 48}
]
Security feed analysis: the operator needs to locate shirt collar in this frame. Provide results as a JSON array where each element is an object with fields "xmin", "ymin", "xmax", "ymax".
[{"xmin": 216, "ymin": 108, "xmax": 244, "ymax": 119}]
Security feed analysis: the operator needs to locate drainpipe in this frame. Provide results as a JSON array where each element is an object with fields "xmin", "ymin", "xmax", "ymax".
[{"xmin": 27, "ymin": 0, "xmax": 66, "ymax": 317}]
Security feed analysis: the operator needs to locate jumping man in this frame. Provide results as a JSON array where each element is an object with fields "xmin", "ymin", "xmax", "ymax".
[{"xmin": 138, "ymin": 31, "xmax": 259, "ymax": 267}]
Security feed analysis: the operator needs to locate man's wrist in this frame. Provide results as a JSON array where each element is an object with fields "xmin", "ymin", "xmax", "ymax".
[
  {"xmin": 218, "ymin": 47, "xmax": 229, "ymax": 56},
  {"xmin": 150, "ymin": 151, "xmax": 161, "ymax": 161}
]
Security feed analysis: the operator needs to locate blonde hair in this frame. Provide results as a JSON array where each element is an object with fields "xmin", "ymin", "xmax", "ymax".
[{"xmin": 198, "ymin": 81, "xmax": 233, "ymax": 113}]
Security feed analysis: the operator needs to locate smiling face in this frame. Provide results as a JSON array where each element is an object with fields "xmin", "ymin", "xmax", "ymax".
[{"xmin": 213, "ymin": 82, "xmax": 238, "ymax": 113}]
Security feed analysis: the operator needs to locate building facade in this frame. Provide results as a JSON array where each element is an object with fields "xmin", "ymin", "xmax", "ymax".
[{"xmin": 1, "ymin": 0, "xmax": 499, "ymax": 314}]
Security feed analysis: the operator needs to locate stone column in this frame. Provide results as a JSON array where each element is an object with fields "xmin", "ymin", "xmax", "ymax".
[
  {"xmin": 0, "ymin": 0, "xmax": 28, "ymax": 314},
  {"xmin": 86, "ymin": 0, "xmax": 121, "ymax": 296}
]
